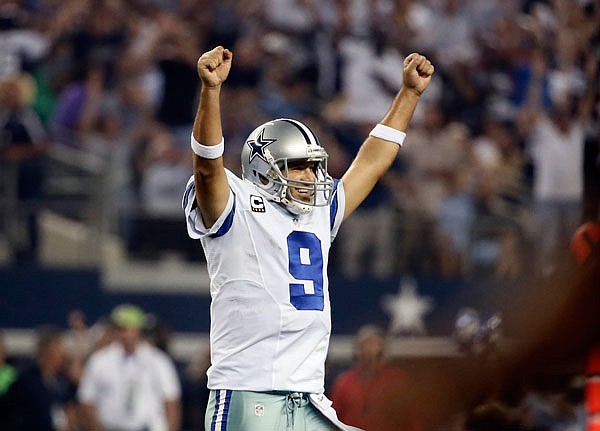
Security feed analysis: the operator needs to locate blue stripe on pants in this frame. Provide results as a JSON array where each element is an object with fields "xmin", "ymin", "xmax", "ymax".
[
  {"xmin": 211, "ymin": 390, "xmax": 220, "ymax": 431},
  {"xmin": 211, "ymin": 390, "xmax": 232, "ymax": 431}
]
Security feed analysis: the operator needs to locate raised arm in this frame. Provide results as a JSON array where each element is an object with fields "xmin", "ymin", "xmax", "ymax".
[
  {"xmin": 341, "ymin": 53, "xmax": 434, "ymax": 219},
  {"xmin": 192, "ymin": 46, "xmax": 232, "ymax": 227}
]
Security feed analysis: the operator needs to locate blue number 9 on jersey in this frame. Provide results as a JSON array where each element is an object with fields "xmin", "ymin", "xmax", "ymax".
[{"xmin": 287, "ymin": 231, "xmax": 324, "ymax": 311}]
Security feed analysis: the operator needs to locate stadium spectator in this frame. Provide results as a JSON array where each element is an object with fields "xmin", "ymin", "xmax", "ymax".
[
  {"xmin": 49, "ymin": 62, "xmax": 105, "ymax": 148},
  {"xmin": 138, "ymin": 126, "xmax": 191, "ymax": 219},
  {"xmin": 4, "ymin": 325, "xmax": 76, "ymax": 431},
  {"xmin": 435, "ymin": 169, "xmax": 476, "ymax": 278},
  {"xmin": 0, "ymin": 2, "xmax": 50, "ymax": 78},
  {"xmin": 0, "ymin": 74, "xmax": 50, "ymax": 264},
  {"xmin": 63, "ymin": 310, "xmax": 92, "ymax": 387},
  {"xmin": 518, "ymin": 45, "xmax": 593, "ymax": 274},
  {"xmin": 331, "ymin": 325, "xmax": 422, "ymax": 431},
  {"xmin": 121, "ymin": 8, "xmax": 200, "ymax": 148},
  {"xmin": 61, "ymin": 0, "xmax": 127, "ymax": 90},
  {"xmin": 125, "ymin": 124, "xmax": 204, "ymax": 260},
  {"xmin": 391, "ymin": 104, "xmax": 473, "ymax": 274},
  {"xmin": 333, "ymin": 121, "xmax": 401, "ymax": 279},
  {"xmin": 78, "ymin": 304, "xmax": 181, "ymax": 431}
]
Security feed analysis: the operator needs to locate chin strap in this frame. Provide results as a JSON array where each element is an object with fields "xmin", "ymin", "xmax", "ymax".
[{"xmin": 281, "ymin": 196, "xmax": 313, "ymax": 215}]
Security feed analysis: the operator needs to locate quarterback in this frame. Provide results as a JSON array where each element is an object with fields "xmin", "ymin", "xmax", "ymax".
[{"xmin": 182, "ymin": 46, "xmax": 433, "ymax": 430}]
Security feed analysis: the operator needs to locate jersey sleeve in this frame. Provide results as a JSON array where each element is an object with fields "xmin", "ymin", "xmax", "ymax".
[
  {"xmin": 329, "ymin": 178, "xmax": 346, "ymax": 241},
  {"xmin": 181, "ymin": 172, "xmax": 236, "ymax": 239}
]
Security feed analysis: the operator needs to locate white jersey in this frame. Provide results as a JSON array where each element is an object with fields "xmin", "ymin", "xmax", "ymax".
[
  {"xmin": 183, "ymin": 169, "xmax": 345, "ymax": 393},
  {"xmin": 78, "ymin": 341, "xmax": 181, "ymax": 431}
]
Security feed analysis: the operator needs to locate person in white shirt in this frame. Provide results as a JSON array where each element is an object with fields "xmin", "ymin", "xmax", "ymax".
[
  {"xmin": 182, "ymin": 46, "xmax": 433, "ymax": 430},
  {"xmin": 78, "ymin": 304, "xmax": 181, "ymax": 431},
  {"xmin": 519, "ymin": 47, "xmax": 595, "ymax": 274}
]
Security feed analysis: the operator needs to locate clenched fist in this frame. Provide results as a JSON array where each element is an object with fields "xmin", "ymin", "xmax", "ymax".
[
  {"xmin": 402, "ymin": 53, "xmax": 434, "ymax": 96},
  {"xmin": 197, "ymin": 46, "xmax": 233, "ymax": 88}
]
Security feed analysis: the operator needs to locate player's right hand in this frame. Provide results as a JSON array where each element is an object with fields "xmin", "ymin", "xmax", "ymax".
[{"xmin": 197, "ymin": 46, "xmax": 232, "ymax": 88}]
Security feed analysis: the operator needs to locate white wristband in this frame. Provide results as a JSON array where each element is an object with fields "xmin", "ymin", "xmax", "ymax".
[
  {"xmin": 369, "ymin": 124, "xmax": 406, "ymax": 146},
  {"xmin": 191, "ymin": 134, "xmax": 224, "ymax": 159}
]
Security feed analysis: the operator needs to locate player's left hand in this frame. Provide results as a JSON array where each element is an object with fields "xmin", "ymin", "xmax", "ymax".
[{"xmin": 402, "ymin": 53, "xmax": 434, "ymax": 96}]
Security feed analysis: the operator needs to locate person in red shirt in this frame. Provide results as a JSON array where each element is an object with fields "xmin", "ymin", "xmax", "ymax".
[{"xmin": 331, "ymin": 325, "xmax": 422, "ymax": 431}]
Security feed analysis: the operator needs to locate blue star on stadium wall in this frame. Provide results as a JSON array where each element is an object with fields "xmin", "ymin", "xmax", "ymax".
[{"xmin": 247, "ymin": 129, "xmax": 277, "ymax": 163}]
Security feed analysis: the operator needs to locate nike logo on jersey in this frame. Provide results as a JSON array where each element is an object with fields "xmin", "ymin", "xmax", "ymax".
[{"xmin": 250, "ymin": 195, "xmax": 266, "ymax": 212}]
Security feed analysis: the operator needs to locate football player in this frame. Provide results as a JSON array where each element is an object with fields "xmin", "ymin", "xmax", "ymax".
[{"xmin": 182, "ymin": 46, "xmax": 433, "ymax": 431}]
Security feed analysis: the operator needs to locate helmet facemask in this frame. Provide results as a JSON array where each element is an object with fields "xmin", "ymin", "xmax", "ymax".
[{"xmin": 264, "ymin": 148, "xmax": 333, "ymax": 215}]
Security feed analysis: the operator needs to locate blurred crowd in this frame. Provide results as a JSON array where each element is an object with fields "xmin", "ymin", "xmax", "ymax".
[
  {"xmin": 331, "ymin": 324, "xmax": 589, "ymax": 431},
  {"xmin": 0, "ymin": 306, "xmax": 212, "ymax": 431},
  {"xmin": 0, "ymin": 310, "xmax": 591, "ymax": 431},
  {"xmin": 0, "ymin": 0, "xmax": 599, "ymax": 278}
]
